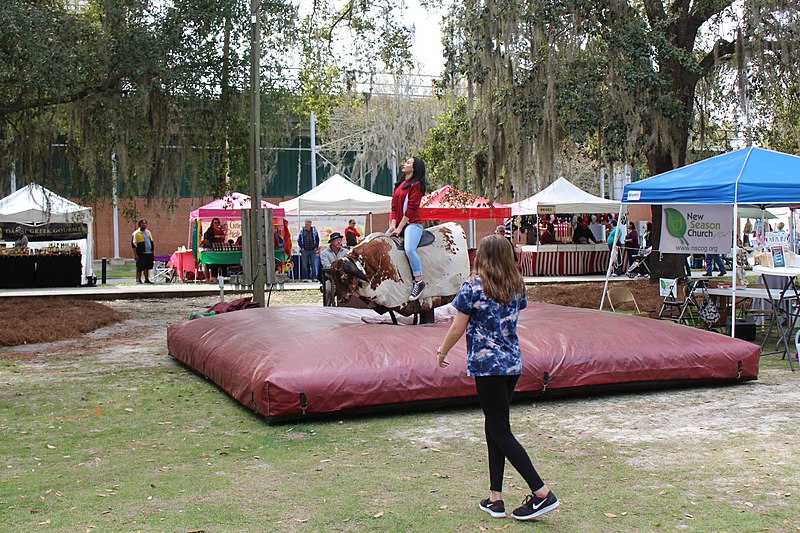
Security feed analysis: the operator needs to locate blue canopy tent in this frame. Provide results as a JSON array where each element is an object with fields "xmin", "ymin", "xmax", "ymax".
[
  {"xmin": 621, "ymin": 147, "xmax": 800, "ymax": 206},
  {"xmin": 602, "ymin": 146, "xmax": 800, "ymax": 337}
]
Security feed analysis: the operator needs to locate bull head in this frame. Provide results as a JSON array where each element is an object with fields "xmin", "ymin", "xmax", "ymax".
[{"xmin": 330, "ymin": 257, "xmax": 366, "ymax": 301}]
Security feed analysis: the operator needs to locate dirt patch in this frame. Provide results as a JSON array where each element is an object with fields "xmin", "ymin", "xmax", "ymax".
[{"xmin": 527, "ymin": 279, "xmax": 663, "ymax": 311}]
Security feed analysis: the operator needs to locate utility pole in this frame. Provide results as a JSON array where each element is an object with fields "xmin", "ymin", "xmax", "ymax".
[
  {"xmin": 310, "ymin": 111, "xmax": 317, "ymax": 188},
  {"xmin": 248, "ymin": 0, "xmax": 265, "ymax": 306}
]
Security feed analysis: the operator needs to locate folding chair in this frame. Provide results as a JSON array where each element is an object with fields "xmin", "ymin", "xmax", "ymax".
[
  {"xmin": 607, "ymin": 287, "xmax": 640, "ymax": 313},
  {"xmin": 151, "ymin": 254, "xmax": 176, "ymax": 283},
  {"xmin": 658, "ymin": 277, "xmax": 701, "ymax": 325}
]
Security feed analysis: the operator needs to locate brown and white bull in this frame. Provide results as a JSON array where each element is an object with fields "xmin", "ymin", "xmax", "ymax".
[{"xmin": 329, "ymin": 222, "xmax": 470, "ymax": 318}]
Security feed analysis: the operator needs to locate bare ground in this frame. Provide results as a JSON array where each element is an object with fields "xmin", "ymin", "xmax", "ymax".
[
  {"xmin": 2, "ymin": 284, "xmax": 798, "ymax": 449},
  {"xmin": 2, "ymin": 285, "xmax": 799, "ymax": 529}
]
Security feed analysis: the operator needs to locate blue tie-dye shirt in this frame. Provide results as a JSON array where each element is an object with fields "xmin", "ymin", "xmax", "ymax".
[{"xmin": 451, "ymin": 275, "xmax": 527, "ymax": 377}]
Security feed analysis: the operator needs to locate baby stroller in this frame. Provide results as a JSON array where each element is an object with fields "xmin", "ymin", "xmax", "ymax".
[{"xmin": 626, "ymin": 246, "xmax": 652, "ymax": 278}]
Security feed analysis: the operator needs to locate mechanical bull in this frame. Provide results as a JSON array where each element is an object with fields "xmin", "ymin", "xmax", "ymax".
[{"xmin": 329, "ymin": 222, "xmax": 470, "ymax": 319}]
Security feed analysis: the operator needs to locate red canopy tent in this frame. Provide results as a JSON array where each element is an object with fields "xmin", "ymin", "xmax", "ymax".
[{"xmin": 419, "ymin": 185, "xmax": 511, "ymax": 220}]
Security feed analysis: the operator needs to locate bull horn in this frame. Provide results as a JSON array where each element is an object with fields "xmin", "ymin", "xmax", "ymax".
[{"xmin": 342, "ymin": 259, "xmax": 369, "ymax": 282}]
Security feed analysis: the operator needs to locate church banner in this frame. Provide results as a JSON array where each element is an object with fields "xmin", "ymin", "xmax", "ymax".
[{"xmin": 659, "ymin": 205, "xmax": 732, "ymax": 254}]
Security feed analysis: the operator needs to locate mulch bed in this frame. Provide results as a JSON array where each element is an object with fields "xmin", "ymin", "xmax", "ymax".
[
  {"xmin": 527, "ymin": 279, "xmax": 663, "ymax": 312},
  {"xmin": 0, "ymin": 298, "xmax": 127, "ymax": 347}
]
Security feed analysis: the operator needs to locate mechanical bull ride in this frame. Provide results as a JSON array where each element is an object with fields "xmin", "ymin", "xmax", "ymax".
[{"xmin": 329, "ymin": 222, "xmax": 470, "ymax": 322}]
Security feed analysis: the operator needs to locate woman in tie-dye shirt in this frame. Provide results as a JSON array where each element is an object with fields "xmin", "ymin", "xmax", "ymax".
[{"xmin": 436, "ymin": 234, "xmax": 560, "ymax": 521}]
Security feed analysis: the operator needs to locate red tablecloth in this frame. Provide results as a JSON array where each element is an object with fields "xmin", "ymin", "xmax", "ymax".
[
  {"xmin": 517, "ymin": 249, "xmax": 616, "ymax": 276},
  {"xmin": 168, "ymin": 250, "xmax": 197, "ymax": 281}
]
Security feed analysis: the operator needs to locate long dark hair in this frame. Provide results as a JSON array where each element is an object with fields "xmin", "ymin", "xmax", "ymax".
[{"xmin": 395, "ymin": 157, "xmax": 427, "ymax": 194}]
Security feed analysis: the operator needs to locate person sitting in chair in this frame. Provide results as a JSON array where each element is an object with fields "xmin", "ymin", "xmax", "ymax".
[{"xmin": 320, "ymin": 232, "xmax": 349, "ymax": 305}]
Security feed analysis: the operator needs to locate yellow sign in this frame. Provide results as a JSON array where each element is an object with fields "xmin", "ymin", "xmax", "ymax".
[{"xmin": 537, "ymin": 205, "xmax": 556, "ymax": 214}]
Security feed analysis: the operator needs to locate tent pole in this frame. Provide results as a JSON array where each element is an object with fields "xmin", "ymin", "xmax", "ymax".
[
  {"xmin": 600, "ymin": 203, "xmax": 626, "ymax": 310},
  {"xmin": 731, "ymin": 204, "xmax": 739, "ymax": 338}
]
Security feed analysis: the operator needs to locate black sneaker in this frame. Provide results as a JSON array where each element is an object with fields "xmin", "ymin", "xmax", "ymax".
[
  {"xmin": 408, "ymin": 280, "xmax": 426, "ymax": 301},
  {"xmin": 479, "ymin": 498, "xmax": 506, "ymax": 518},
  {"xmin": 512, "ymin": 491, "xmax": 560, "ymax": 520}
]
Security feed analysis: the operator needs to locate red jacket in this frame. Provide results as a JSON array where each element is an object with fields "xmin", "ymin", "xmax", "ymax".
[{"xmin": 391, "ymin": 180, "xmax": 424, "ymax": 225}]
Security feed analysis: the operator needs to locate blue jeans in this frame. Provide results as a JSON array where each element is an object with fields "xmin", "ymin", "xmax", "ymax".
[
  {"xmin": 402, "ymin": 223, "xmax": 424, "ymax": 277},
  {"xmin": 300, "ymin": 249, "xmax": 318, "ymax": 280},
  {"xmin": 705, "ymin": 253, "xmax": 726, "ymax": 275}
]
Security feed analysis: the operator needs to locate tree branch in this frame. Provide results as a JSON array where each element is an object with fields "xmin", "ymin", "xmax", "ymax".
[
  {"xmin": 327, "ymin": 0, "xmax": 354, "ymax": 43},
  {"xmin": 643, "ymin": 0, "xmax": 667, "ymax": 25},
  {"xmin": 689, "ymin": 0, "xmax": 734, "ymax": 26},
  {"xmin": 0, "ymin": 76, "xmax": 122, "ymax": 118},
  {"xmin": 698, "ymin": 37, "xmax": 736, "ymax": 76}
]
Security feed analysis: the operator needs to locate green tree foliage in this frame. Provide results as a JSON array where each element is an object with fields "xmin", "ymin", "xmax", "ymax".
[
  {"xmin": 438, "ymin": 0, "xmax": 800, "ymax": 193},
  {"xmin": 0, "ymin": 0, "xmax": 414, "ymax": 200}
]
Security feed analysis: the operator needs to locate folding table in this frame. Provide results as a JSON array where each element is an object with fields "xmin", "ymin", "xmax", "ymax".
[{"xmin": 752, "ymin": 265, "xmax": 800, "ymax": 371}]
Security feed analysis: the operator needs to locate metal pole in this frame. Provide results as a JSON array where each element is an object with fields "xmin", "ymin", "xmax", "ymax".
[
  {"xmin": 310, "ymin": 111, "xmax": 317, "ymax": 188},
  {"xmin": 249, "ymin": 0, "xmax": 265, "ymax": 306},
  {"xmin": 111, "ymin": 150, "xmax": 120, "ymax": 258}
]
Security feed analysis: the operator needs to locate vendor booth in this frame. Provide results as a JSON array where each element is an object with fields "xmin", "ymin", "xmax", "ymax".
[
  {"xmin": 614, "ymin": 146, "xmax": 800, "ymax": 360},
  {"xmin": 187, "ymin": 193, "xmax": 287, "ymax": 280},
  {"xmin": 418, "ymin": 185, "xmax": 510, "ymax": 248},
  {"xmin": 0, "ymin": 184, "xmax": 94, "ymax": 288},
  {"xmin": 278, "ymin": 174, "xmax": 392, "ymax": 278},
  {"xmin": 508, "ymin": 178, "xmax": 620, "ymax": 276}
]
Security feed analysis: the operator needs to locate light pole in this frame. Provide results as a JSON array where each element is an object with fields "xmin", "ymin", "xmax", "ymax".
[{"xmin": 248, "ymin": 0, "xmax": 266, "ymax": 306}]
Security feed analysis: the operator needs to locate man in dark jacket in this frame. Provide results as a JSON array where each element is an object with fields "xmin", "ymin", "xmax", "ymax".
[{"xmin": 297, "ymin": 219, "xmax": 320, "ymax": 280}]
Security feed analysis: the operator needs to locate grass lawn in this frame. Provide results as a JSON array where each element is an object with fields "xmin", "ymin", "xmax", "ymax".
[{"xmin": 2, "ymin": 292, "xmax": 800, "ymax": 531}]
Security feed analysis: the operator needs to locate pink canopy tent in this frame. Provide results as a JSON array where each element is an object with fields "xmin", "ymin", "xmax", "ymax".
[
  {"xmin": 189, "ymin": 192, "xmax": 285, "ymax": 221},
  {"xmin": 419, "ymin": 185, "xmax": 511, "ymax": 220}
]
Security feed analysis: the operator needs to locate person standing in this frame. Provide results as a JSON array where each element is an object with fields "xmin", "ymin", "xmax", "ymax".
[
  {"xmin": 623, "ymin": 221, "xmax": 640, "ymax": 267},
  {"xmin": 389, "ymin": 156, "xmax": 427, "ymax": 301},
  {"xmin": 606, "ymin": 220, "xmax": 623, "ymax": 276},
  {"xmin": 345, "ymin": 219, "xmax": 361, "ymax": 247},
  {"xmin": 202, "ymin": 218, "xmax": 227, "ymax": 282},
  {"xmin": 297, "ymin": 218, "xmax": 320, "ymax": 280},
  {"xmin": 705, "ymin": 253, "xmax": 727, "ymax": 277},
  {"xmin": 436, "ymin": 234, "xmax": 560, "ymax": 521},
  {"xmin": 131, "ymin": 219, "xmax": 155, "ymax": 284},
  {"xmin": 572, "ymin": 217, "xmax": 599, "ymax": 244}
]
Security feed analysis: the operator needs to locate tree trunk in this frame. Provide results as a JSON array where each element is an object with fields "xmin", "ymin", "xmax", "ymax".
[{"xmin": 648, "ymin": 205, "xmax": 689, "ymax": 280}]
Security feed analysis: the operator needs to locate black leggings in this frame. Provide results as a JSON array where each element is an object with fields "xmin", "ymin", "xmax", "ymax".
[{"xmin": 475, "ymin": 374, "xmax": 544, "ymax": 494}]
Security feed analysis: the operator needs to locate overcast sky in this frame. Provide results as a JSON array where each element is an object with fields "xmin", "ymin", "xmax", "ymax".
[{"xmin": 408, "ymin": 0, "xmax": 445, "ymax": 76}]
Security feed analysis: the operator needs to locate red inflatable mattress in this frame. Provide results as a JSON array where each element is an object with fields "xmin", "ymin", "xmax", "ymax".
[{"xmin": 167, "ymin": 303, "xmax": 760, "ymax": 421}]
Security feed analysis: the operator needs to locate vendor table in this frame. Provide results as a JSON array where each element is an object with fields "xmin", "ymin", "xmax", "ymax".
[
  {"xmin": 753, "ymin": 265, "xmax": 800, "ymax": 370},
  {"xmin": 516, "ymin": 244, "xmax": 611, "ymax": 276},
  {"xmin": 198, "ymin": 250, "xmax": 242, "ymax": 266},
  {"xmin": 0, "ymin": 253, "xmax": 82, "ymax": 288},
  {"xmin": 168, "ymin": 249, "xmax": 197, "ymax": 281}
]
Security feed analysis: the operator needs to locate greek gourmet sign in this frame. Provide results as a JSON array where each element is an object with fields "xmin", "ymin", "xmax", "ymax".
[
  {"xmin": 660, "ymin": 205, "xmax": 733, "ymax": 254},
  {"xmin": 0, "ymin": 222, "xmax": 88, "ymax": 242}
]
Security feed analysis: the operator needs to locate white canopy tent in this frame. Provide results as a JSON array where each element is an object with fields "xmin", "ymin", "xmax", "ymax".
[
  {"xmin": 0, "ymin": 184, "xmax": 94, "ymax": 277},
  {"xmin": 279, "ymin": 174, "xmax": 392, "ymax": 216},
  {"xmin": 508, "ymin": 177, "xmax": 621, "ymax": 215}
]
